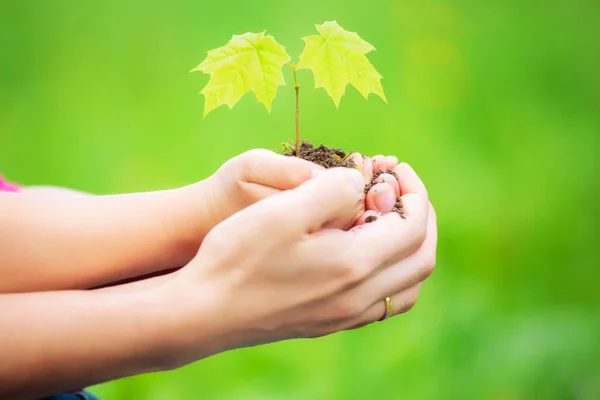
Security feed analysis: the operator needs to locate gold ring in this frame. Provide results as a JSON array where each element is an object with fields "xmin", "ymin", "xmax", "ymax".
[{"xmin": 379, "ymin": 296, "xmax": 393, "ymax": 321}]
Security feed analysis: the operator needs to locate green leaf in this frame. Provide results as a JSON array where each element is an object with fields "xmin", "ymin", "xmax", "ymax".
[
  {"xmin": 297, "ymin": 21, "xmax": 386, "ymax": 108},
  {"xmin": 191, "ymin": 32, "xmax": 291, "ymax": 116}
]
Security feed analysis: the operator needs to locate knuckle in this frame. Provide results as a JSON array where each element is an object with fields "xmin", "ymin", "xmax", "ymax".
[
  {"xmin": 337, "ymin": 264, "xmax": 363, "ymax": 286},
  {"xmin": 325, "ymin": 169, "xmax": 362, "ymax": 204},
  {"xmin": 295, "ymin": 325, "xmax": 321, "ymax": 340},
  {"xmin": 329, "ymin": 298, "xmax": 367, "ymax": 321},
  {"xmin": 401, "ymin": 296, "xmax": 418, "ymax": 314},
  {"xmin": 429, "ymin": 202, "xmax": 437, "ymax": 221},
  {"xmin": 242, "ymin": 148, "xmax": 272, "ymax": 161},
  {"xmin": 422, "ymin": 188, "xmax": 429, "ymax": 203},
  {"xmin": 336, "ymin": 255, "xmax": 372, "ymax": 286},
  {"xmin": 395, "ymin": 289, "xmax": 420, "ymax": 315},
  {"xmin": 262, "ymin": 207, "xmax": 293, "ymax": 236},
  {"xmin": 407, "ymin": 217, "xmax": 428, "ymax": 250},
  {"xmin": 418, "ymin": 251, "xmax": 437, "ymax": 280},
  {"xmin": 312, "ymin": 324, "xmax": 339, "ymax": 338},
  {"xmin": 239, "ymin": 148, "xmax": 270, "ymax": 171}
]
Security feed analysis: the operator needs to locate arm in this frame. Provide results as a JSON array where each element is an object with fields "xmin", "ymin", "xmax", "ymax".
[
  {"xmin": 0, "ymin": 150, "xmax": 322, "ymax": 293},
  {"xmin": 0, "ymin": 165, "xmax": 436, "ymax": 399},
  {"xmin": 0, "ymin": 149, "xmax": 399, "ymax": 293},
  {"xmin": 0, "ymin": 285, "xmax": 192, "ymax": 400},
  {"xmin": 0, "ymin": 183, "xmax": 210, "ymax": 293}
]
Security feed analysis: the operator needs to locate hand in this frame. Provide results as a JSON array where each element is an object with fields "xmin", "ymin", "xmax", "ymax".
[
  {"xmin": 160, "ymin": 163, "xmax": 436, "ymax": 367},
  {"xmin": 191, "ymin": 149, "xmax": 322, "ymax": 238},
  {"xmin": 193, "ymin": 148, "xmax": 369, "ymax": 235},
  {"xmin": 346, "ymin": 162, "xmax": 437, "ymax": 328}
]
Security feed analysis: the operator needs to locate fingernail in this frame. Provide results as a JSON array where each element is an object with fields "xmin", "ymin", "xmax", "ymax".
[
  {"xmin": 386, "ymin": 155, "xmax": 398, "ymax": 169},
  {"xmin": 368, "ymin": 183, "xmax": 396, "ymax": 212},
  {"xmin": 377, "ymin": 173, "xmax": 400, "ymax": 197},
  {"xmin": 395, "ymin": 162, "xmax": 410, "ymax": 171},
  {"xmin": 348, "ymin": 153, "xmax": 363, "ymax": 172},
  {"xmin": 373, "ymin": 183, "xmax": 389, "ymax": 194},
  {"xmin": 372, "ymin": 155, "xmax": 386, "ymax": 173}
]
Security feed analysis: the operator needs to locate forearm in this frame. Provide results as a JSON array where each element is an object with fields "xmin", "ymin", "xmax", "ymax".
[
  {"xmin": 18, "ymin": 185, "xmax": 90, "ymax": 198},
  {"xmin": 94, "ymin": 269, "xmax": 177, "ymax": 293},
  {"xmin": 0, "ymin": 288, "xmax": 179, "ymax": 399},
  {"xmin": 0, "ymin": 182, "xmax": 211, "ymax": 292}
]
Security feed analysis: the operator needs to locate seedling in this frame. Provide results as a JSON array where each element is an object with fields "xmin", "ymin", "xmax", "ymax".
[
  {"xmin": 191, "ymin": 21, "xmax": 386, "ymax": 157},
  {"xmin": 191, "ymin": 21, "xmax": 404, "ymax": 222}
]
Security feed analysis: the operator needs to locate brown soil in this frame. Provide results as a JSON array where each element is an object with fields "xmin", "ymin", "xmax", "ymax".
[
  {"xmin": 286, "ymin": 141, "xmax": 405, "ymax": 222},
  {"xmin": 286, "ymin": 141, "xmax": 356, "ymax": 169}
]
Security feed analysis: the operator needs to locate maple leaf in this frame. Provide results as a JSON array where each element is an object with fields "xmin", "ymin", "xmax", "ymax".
[
  {"xmin": 297, "ymin": 21, "xmax": 386, "ymax": 108},
  {"xmin": 191, "ymin": 32, "xmax": 291, "ymax": 116}
]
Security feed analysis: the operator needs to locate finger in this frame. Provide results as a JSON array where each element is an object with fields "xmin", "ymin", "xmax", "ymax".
[
  {"xmin": 372, "ymin": 155, "xmax": 386, "ymax": 173},
  {"xmin": 266, "ymin": 167, "xmax": 365, "ymax": 234},
  {"xmin": 347, "ymin": 283, "xmax": 423, "ymax": 329},
  {"xmin": 355, "ymin": 210, "xmax": 380, "ymax": 226},
  {"xmin": 361, "ymin": 156, "xmax": 374, "ymax": 185},
  {"xmin": 239, "ymin": 149, "xmax": 322, "ymax": 190},
  {"xmin": 301, "ymin": 168, "xmax": 429, "ymax": 289},
  {"xmin": 386, "ymin": 155, "xmax": 399, "ymax": 171},
  {"xmin": 373, "ymin": 173, "xmax": 400, "ymax": 197},
  {"xmin": 351, "ymin": 204, "xmax": 437, "ymax": 304},
  {"xmin": 321, "ymin": 194, "xmax": 366, "ymax": 230},
  {"xmin": 347, "ymin": 152, "xmax": 364, "ymax": 173},
  {"xmin": 365, "ymin": 183, "xmax": 396, "ymax": 212},
  {"xmin": 348, "ymin": 190, "xmax": 429, "ymax": 271},
  {"xmin": 236, "ymin": 183, "xmax": 280, "ymax": 202},
  {"xmin": 393, "ymin": 162, "xmax": 427, "ymax": 197},
  {"xmin": 306, "ymin": 152, "xmax": 365, "ymax": 231}
]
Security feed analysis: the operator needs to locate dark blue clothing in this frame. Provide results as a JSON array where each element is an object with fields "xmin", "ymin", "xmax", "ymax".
[{"xmin": 40, "ymin": 391, "xmax": 100, "ymax": 400}]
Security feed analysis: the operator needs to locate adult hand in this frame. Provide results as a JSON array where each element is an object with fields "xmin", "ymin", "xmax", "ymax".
[
  {"xmin": 160, "ymin": 163, "xmax": 435, "ymax": 367},
  {"xmin": 197, "ymin": 149, "xmax": 403, "ymax": 233}
]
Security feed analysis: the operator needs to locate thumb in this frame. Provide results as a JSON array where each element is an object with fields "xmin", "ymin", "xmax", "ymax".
[
  {"xmin": 282, "ymin": 167, "xmax": 365, "ymax": 233},
  {"xmin": 242, "ymin": 167, "xmax": 365, "ymax": 235},
  {"xmin": 237, "ymin": 149, "xmax": 321, "ymax": 190}
]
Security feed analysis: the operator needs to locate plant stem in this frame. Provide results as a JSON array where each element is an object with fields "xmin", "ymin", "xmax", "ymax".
[{"xmin": 289, "ymin": 63, "xmax": 300, "ymax": 155}]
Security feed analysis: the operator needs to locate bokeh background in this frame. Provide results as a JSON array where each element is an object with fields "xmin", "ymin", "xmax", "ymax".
[{"xmin": 1, "ymin": 0, "xmax": 599, "ymax": 399}]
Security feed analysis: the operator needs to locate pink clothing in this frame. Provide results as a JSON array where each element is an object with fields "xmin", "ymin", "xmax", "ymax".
[{"xmin": 0, "ymin": 175, "xmax": 19, "ymax": 192}]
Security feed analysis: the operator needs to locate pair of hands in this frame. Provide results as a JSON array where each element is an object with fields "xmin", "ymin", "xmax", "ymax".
[
  {"xmin": 199, "ymin": 150, "xmax": 412, "ymax": 231},
  {"xmin": 0, "ymin": 149, "xmax": 436, "ymax": 398},
  {"xmin": 154, "ymin": 150, "xmax": 436, "ymax": 366}
]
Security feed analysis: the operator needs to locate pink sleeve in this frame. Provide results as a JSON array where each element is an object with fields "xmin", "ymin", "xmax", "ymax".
[{"xmin": 0, "ymin": 175, "xmax": 19, "ymax": 192}]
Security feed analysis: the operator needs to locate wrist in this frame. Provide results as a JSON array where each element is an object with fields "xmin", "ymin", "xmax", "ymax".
[
  {"xmin": 149, "ymin": 272, "xmax": 233, "ymax": 370},
  {"xmin": 162, "ymin": 179, "xmax": 214, "ymax": 266}
]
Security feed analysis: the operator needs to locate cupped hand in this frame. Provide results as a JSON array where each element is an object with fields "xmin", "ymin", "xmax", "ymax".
[
  {"xmin": 161, "ymin": 163, "xmax": 435, "ymax": 367},
  {"xmin": 196, "ymin": 149, "xmax": 318, "ymax": 235},
  {"xmin": 197, "ymin": 149, "xmax": 367, "ymax": 234}
]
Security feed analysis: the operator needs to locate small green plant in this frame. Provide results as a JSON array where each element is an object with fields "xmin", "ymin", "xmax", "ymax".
[{"xmin": 191, "ymin": 21, "xmax": 386, "ymax": 155}]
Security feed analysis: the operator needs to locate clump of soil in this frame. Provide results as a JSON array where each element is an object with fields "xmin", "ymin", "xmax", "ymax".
[
  {"xmin": 286, "ymin": 141, "xmax": 356, "ymax": 169},
  {"xmin": 365, "ymin": 215, "xmax": 378, "ymax": 223},
  {"xmin": 286, "ymin": 141, "xmax": 405, "ymax": 222}
]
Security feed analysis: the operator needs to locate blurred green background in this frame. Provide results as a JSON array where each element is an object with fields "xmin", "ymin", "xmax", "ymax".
[{"xmin": 1, "ymin": 0, "xmax": 599, "ymax": 399}]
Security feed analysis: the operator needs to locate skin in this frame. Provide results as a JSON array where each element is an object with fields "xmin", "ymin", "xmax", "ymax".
[
  {"xmin": 0, "ymin": 150, "xmax": 319, "ymax": 292},
  {"xmin": 0, "ymin": 151, "xmax": 436, "ymax": 399},
  {"xmin": 0, "ymin": 150, "xmax": 400, "ymax": 292}
]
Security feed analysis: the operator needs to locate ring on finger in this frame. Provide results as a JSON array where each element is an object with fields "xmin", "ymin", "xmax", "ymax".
[{"xmin": 378, "ymin": 296, "xmax": 393, "ymax": 322}]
